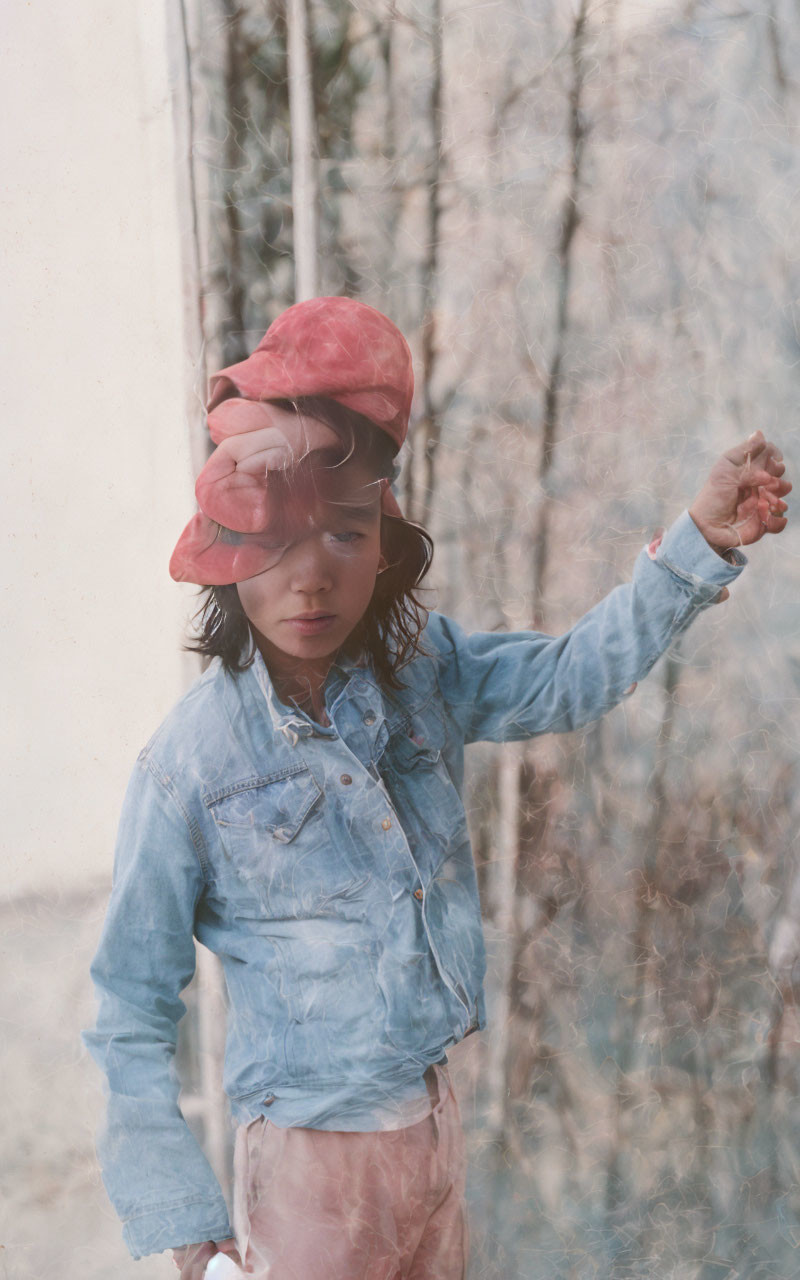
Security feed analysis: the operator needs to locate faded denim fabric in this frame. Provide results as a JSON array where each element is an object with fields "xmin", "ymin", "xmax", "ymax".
[{"xmin": 83, "ymin": 511, "xmax": 744, "ymax": 1258}]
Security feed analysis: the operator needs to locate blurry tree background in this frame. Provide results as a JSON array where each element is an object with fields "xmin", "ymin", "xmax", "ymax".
[{"xmin": 82, "ymin": 0, "xmax": 800, "ymax": 1275}]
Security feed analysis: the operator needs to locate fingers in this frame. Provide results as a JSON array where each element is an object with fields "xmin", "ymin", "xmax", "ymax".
[
  {"xmin": 760, "ymin": 505, "xmax": 788, "ymax": 531},
  {"xmin": 174, "ymin": 1240, "xmax": 217, "ymax": 1279},
  {"xmin": 724, "ymin": 430, "xmax": 785, "ymax": 479},
  {"xmin": 194, "ymin": 418, "xmax": 348, "ymax": 530},
  {"xmin": 757, "ymin": 491, "xmax": 789, "ymax": 535},
  {"xmin": 742, "ymin": 453, "xmax": 785, "ymax": 485},
  {"xmin": 216, "ymin": 424, "xmax": 338, "ymax": 473},
  {"xmin": 738, "ymin": 486, "xmax": 790, "ymax": 534},
  {"xmin": 758, "ymin": 476, "xmax": 792, "ymax": 499},
  {"xmin": 216, "ymin": 427, "xmax": 300, "ymax": 475},
  {"xmin": 195, "ymin": 443, "xmax": 274, "ymax": 531},
  {"xmin": 295, "ymin": 415, "xmax": 341, "ymax": 460},
  {"xmin": 761, "ymin": 490, "xmax": 789, "ymax": 515},
  {"xmin": 208, "ymin": 398, "xmax": 340, "ymax": 462},
  {"xmin": 723, "ymin": 430, "xmax": 765, "ymax": 466},
  {"xmin": 216, "ymin": 1238, "xmax": 244, "ymax": 1267},
  {"xmin": 208, "ymin": 399, "xmax": 280, "ymax": 444},
  {"xmin": 749, "ymin": 478, "xmax": 792, "ymax": 532}
]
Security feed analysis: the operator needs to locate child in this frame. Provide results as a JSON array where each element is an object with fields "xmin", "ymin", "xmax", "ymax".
[{"xmin": 84, "ymin": 296, "xmax": 790, "ymax": 1280}]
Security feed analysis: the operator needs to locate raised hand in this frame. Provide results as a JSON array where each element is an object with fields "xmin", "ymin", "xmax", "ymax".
[
  {"xmin": 207, "ymin": 398, "xmax": 339, "ymax": 464},
  {"xmin": 196, "ymin": 399, "xmax": 341, "ymax": 531},
  {"xmin": 688, "ymin": 429, "xmax": 791, "ymax": 552}
]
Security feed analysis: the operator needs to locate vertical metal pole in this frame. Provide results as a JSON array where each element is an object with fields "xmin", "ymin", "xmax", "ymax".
[
  {"xmin": 286, "ymin": 0, "xmax": 319, "ymax": 301},
  {"xmin": 164, "ymin": 0, "xmax": 210, "ymax": 476},
  {"xmin": 164, "ymin": 0, "xmax": 230, "ymax": 1193}
]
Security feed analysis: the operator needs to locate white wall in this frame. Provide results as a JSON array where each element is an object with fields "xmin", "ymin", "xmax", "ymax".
[{"xmin": 2, "ymin": 0, "xmax": 200, "ymax": 897}]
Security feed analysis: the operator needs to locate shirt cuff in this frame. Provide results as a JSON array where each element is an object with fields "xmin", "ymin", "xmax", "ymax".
[
  {"xmin": 652, "ymin": 510, "xmax": 747, "ymax": 597},
  {"xmin": 122, "ymin": 1196, "xmax": 233, "ymax": 1261}
]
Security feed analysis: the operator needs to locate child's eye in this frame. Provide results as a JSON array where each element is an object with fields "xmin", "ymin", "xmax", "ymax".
[
  {"xmin": 331, "ymin": 531, "xmax": 363, "ymax": 544},
  {"xmin": 242, "ymin": 534, "xmax": 287, "ymax": 550}
]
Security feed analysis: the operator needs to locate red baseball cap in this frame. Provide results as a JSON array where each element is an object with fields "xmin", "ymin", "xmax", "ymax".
[
  {"xmin": 170, "ymin": 297, "xmax": 413, "ymax": 584},
  {"xmin": 207, "ymin": 296, "xmax": 413, "ymax": 446}
]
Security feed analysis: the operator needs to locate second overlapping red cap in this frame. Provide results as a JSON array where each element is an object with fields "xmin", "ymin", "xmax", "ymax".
[{"xmin": 169, "ymin": 296, "xmax": 414, "ymax": 584}]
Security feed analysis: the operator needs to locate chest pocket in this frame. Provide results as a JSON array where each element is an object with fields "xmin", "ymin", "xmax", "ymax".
[
  {"xmin": 206, "ymin": 767, "xmax": 358, "ymax": 917},
  {"xmin": 386, "ymin": 706, "xmax": 447, "ymax": 770},
  {"xmin": 382, "ymin": 710, "xmax": 466, "ymax": 854}
]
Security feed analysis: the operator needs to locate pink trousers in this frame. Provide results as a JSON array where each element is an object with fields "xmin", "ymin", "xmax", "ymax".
[{"xmin": 231, "ymin": 1064, "xmax": 469, "ymax": 1279}]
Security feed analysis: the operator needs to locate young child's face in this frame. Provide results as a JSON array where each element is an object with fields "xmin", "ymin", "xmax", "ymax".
[{"xmin": 236, "ymin": 454, "xmax": 384, "ymax": 668}]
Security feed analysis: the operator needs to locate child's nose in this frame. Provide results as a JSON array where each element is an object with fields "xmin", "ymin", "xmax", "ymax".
[{"xmin": 289, "ymin": 541, "xmax": 335, "ymax": 594}]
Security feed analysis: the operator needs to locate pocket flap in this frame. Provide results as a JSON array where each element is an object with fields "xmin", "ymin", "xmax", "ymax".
[
  {"xmin": 206, "ymin": 767, "xmax": 321, "ymax": 844},
  {"xmin": 387, "ymin": 711, "xmax": 446, "ymax": 771}
]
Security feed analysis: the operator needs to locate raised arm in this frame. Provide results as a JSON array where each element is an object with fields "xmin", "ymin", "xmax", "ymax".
[
  {"xmin": 427, "ymin": 431, "xmax": 789, "ymax": 746},
  {"xmin": 82, "ymin": 755, "xmax": 233, "ymax": 1259}
]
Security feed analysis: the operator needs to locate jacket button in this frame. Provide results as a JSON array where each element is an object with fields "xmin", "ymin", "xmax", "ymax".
[
  {"xmin": 340, "ymin": 774, "xmax": 353, "ymax": 785},
  {"xmin": 413, "ymin": 887, "xmax": 423, "ymax": 901},
  {"xmin": 382, "ymin": 817, "xmax": 392, "ymax": 830},
  {"xmin": 263, "ymin": 1095, "xmax": 275, "ymax": 1106},
  {"xmin": 363, "ymin": 711, "xmax": 376, "ymax": 725}
]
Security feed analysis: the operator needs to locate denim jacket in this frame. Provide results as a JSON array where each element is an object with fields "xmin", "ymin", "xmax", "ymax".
[{"xmin": 84, "ymin": 512, "xmax": 744, "ymax": 1258}]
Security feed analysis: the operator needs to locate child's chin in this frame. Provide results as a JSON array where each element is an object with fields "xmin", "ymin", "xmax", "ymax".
[{"xmin": 276, "ymin": 629, "xmax": 348, "ymax": 659}]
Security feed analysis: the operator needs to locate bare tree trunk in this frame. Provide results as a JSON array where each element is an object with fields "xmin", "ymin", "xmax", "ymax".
[
  {"xmin": 217, "ymin": 0, "xmax": 249, "ymax": 367},
  {"xmin": 531, "ymin": 0, "xmax": 590, "ymax": 631},
  {"xmin": 486, "ymin": 0, "xmax": 593, "ymax": 1157},
  {"xmin": 287, "ymin": 0, "xmax": 319, "ymax": 300},
  {"xmin": 486, "ymin": 745, "xmax": 523, "ymax": 1142},
  {"xmin": 605, "ymin": 647, "xmax": 682, "ymax": 1223},
  {"xmin": 766, "ymin": 0, "xmax": 789, "ymax": 99},
  {"xmin": 412, "ymin": 0, "xmax": 444, "ymax": 528},
  {"xmin": 379, "ymin": 1, "xmax": 401, "ymax": 256}
]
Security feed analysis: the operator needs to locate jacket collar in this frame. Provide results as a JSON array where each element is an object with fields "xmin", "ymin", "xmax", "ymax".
[{"xmin": 249, "ymin": 645, "xmax": 370, "ymax": 745}]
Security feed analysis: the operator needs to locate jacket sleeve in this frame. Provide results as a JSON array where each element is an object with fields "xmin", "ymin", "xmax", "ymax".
[
  {"xmin": 426, "ymin": 511, "xmax": 746, "ymax": 745},
  {"xmin": 82, "ymin": 753, "xmax": 233, "ymax": 1259}
]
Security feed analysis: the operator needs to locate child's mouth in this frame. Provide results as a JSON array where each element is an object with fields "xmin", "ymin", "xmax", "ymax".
[{"xmin": 285, "ymin": 614, "xmax": 337, "ymax": 635}]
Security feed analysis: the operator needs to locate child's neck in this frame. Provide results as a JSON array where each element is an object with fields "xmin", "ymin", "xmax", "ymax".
[
  {"xmin": 253, "ymin": 627, "xmax": 369, "ymax": 728},
  {"xmin": 279, "ymin": 676, "xmax": 330, "ymax": 727},
  {"xmin": 255, "ymin": 635, "xmax": 333, "ymax": 727}
]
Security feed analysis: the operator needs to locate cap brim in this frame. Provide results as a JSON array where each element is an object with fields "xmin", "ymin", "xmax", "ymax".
[
  {"xmin": 170, "ymin": 486, "xmax": 404, "ymax": 586},
  {"xmin": 169, "ymin": 512, "xmax": 277, "ymax": 585}
]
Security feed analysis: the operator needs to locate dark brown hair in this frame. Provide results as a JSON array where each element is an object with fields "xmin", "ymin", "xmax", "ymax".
[{"xmin": 186, "ymin": 397, "xmax": 433, "ymax": 687}]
